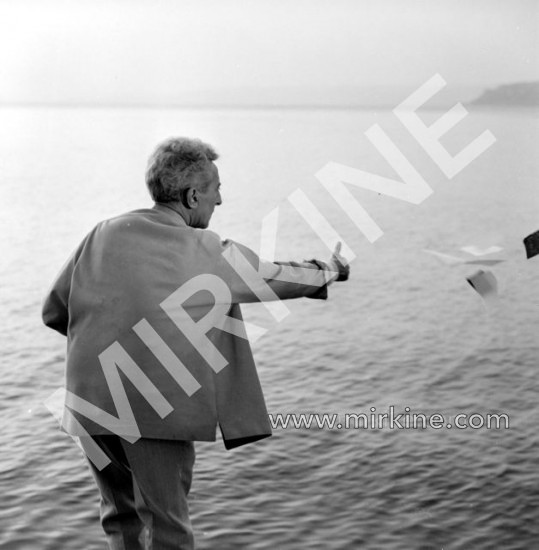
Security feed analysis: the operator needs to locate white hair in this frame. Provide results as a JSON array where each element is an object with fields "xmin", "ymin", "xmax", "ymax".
[{"xmin": 145, "ymin": 137, "xmax": 219, "ymax": 202}]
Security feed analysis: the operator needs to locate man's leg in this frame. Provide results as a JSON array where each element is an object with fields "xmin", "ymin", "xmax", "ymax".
[
  {"xmin": 120, "ymin": 437, "xmax": 196, "ymax": 550},
  {"xmin": 87, "ymin": 435, "xmax": 147, "ymax": 550}
]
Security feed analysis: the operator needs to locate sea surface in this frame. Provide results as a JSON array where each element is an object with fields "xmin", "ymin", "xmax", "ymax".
[{"xmin": 0, "ymin": 105, "xmax": 538, "ymax": 549}]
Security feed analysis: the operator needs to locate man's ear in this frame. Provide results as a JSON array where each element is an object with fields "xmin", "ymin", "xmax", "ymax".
[{"xmin": 184, "ymin": 187, "xmax": 198, "ymax": 209}]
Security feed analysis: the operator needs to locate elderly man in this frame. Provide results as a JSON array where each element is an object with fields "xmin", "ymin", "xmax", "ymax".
[{"xmin": 42, "ymin": 137, "xmax": 349, "ymax": 549}]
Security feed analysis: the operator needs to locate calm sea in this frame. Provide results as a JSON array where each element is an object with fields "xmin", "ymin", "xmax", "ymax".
[{"xmin": 0, "ymin": 106, "xmax": 538, "ymax": 549}]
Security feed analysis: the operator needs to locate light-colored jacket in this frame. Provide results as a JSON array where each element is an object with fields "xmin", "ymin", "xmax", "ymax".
[{"xmin": 42, "ymin": 204, "xmax": 331, "ymax": 449}]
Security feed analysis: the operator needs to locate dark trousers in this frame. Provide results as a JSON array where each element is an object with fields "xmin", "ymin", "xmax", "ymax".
[{"xmin": 87, "ymin": 435, "xmax": 196, "ymax": 550}]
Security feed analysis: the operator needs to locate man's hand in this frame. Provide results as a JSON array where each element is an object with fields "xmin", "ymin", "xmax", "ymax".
[
  {"xmin": 304, "ymin": 242, "xmax": 350, "ymax": 287},
  {"xmin": 330, "ymin": 242, "xmax": 350, "ymax": 281}
]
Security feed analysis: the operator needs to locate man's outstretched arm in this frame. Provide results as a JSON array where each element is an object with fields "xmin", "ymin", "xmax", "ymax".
[{"xmin": 203, "ymin": 231, "xmax": 350, "ymax": 304}]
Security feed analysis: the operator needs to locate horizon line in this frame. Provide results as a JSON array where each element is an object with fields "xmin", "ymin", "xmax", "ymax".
[{"xmin": 1, "ymin": 100, "xmax": 535, "ymax": 111}]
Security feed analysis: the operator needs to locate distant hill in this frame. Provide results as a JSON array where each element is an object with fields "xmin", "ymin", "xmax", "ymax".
[{"xmin": 470, "ymin": 82, "xmax": 539, "ymax": 107}]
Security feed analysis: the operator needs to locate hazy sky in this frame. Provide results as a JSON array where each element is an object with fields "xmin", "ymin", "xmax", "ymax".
[{"xmin": 1, "ymin": 0, "xmax": 537, "ymax": 104}]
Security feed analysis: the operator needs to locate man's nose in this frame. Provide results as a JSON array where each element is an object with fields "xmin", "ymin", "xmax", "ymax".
[{"xmin": 216, "ymin": 192, "xmax": 222, "ymax": 206}]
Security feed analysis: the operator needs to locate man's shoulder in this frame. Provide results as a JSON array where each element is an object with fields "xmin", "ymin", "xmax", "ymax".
[
  {"xmin": 90, "ymin": 207, "xmax": 179, "ymax": 233},
  {"xmin": 83, "ymin": 207, "xmax": 228, "ymax": 254},
  {"xmin": 98, "ymin": 207, "xmax": 160, "ymax": 226}
]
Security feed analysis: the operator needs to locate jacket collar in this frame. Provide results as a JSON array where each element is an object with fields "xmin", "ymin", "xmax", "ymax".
[{"xmin": 152, "ymin": 202, "xmax": 189, "ymax": 227}]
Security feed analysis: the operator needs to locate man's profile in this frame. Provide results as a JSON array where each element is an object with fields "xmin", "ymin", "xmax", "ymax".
[{"xmin": 42, "ymin": 137, "xmax": 349, "ymax": 549}]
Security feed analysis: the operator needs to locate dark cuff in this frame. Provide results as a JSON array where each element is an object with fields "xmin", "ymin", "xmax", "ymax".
[{"xmin": 304, "ymin": 259, "xmax": 329, "ymax": 300}]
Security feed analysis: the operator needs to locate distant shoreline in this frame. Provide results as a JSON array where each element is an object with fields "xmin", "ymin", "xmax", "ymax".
[
  {"xmin": 2, "ymin": 81, "xmax": 538, "ymax": 111},
  {"xmin": 2, "ymin": 102, "xmax": 537, "ymax": 112}
]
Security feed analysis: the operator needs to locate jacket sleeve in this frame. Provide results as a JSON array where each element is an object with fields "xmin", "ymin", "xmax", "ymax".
[
  {"xmin": 202, "ymin": 231, "xmax": 338, "ymax": 304},
  {"xmin": 42, "ymin": 239, "xmax": 86, "ymax": 336}
]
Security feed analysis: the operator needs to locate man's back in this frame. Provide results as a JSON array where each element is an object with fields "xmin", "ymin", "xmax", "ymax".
[{"xmin": 44, "ymin": 203, "xmax": 278, "ymax": 445}]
